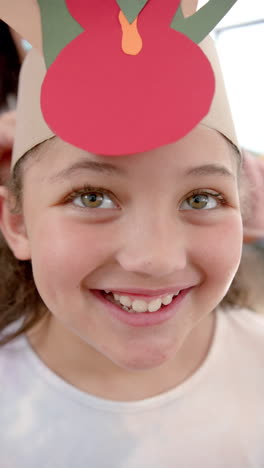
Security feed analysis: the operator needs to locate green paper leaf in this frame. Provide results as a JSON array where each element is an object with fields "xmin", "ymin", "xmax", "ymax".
[
  {"xmin": 171, "ymin": 0, "xmax": 238, "ymax": 44},
  {"xmin": 116, "ymin": 0, "xmax": 149, "ymax": 23},
  {"xmin": 37, "ymin": 0, "xmax": 83, "ymax": 68}
]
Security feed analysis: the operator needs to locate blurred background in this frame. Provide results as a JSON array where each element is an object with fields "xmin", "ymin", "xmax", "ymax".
[{"xmin": 198, "ymin": 0, "xmax": 264, "ymax": 155}]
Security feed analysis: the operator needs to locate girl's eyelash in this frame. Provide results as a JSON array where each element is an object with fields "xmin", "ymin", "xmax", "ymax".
[
  {"xmin": 188, "ymin": 189, "xmax": 227, "ymax": 205},
  {"xmin": 64, "ymin": 185, "xmax": 114, "ymax": 203}
]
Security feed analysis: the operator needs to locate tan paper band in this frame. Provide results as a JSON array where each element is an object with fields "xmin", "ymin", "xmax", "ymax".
[{"xmin": 11, "ymin": 35, "xmax": 238, "ymax": 168}]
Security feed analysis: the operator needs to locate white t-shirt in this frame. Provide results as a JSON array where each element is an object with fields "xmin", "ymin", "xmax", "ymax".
[{"xmin": 0, "ymin": 307, "xmax": 263, "ymax": 468}]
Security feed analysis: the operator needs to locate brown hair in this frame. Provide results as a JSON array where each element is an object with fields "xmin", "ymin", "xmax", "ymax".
[
  {"xmin": 0, "ymin": 143, "xmax": 263, "ymax": 346},
  {"xmin": 0, "ymin": 147, "xmax": 47, "ymax": 346}
]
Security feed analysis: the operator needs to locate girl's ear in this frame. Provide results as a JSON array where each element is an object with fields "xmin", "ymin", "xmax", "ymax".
[{"xmin": 0, "ymin": 186, "xmax": 31, "ymax": 260}]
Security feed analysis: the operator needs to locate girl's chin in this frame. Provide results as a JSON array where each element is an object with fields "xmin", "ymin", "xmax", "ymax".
[{"xmin": 102, "ymin": 344, "xmax": 178, "ymax": 372}]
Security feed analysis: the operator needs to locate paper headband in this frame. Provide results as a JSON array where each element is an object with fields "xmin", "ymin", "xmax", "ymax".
[{"xmin": 0, "ymin": 0, "xmax": 239, "ymax": 165}]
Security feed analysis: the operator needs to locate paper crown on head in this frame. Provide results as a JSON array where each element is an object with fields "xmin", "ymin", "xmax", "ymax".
[{"xmin": 0, "ymin": 0, "xmax": 238, "ymax": 166}]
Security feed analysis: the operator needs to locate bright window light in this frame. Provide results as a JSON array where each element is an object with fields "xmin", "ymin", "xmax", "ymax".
[{"xmin": 198, "ymin": 0, "xmax": 264, "ymax": 153}]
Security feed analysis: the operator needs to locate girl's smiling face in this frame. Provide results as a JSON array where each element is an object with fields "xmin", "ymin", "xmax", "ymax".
[{"xmin": 14, "ymin": 125, "xmax": 242, "ymax": 371}]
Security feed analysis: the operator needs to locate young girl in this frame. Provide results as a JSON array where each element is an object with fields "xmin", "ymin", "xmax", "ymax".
[{"xmin": 0, "ymin": 1, "xmax": 263, "ymax": 466}]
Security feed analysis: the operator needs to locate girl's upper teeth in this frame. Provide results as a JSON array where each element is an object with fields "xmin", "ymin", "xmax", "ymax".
[{"xmin": 109, "ymin": 292, "xmax": 180, "ymax": 313}]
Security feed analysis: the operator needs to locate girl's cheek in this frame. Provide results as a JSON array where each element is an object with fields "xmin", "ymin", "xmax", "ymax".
[
  {"xmin": 191, "ymin": 216, "xmax": 242, "ymax": 279},
  {"xmin": 29, "ymin": 217, "xmax": 118, "ymax": 282}
]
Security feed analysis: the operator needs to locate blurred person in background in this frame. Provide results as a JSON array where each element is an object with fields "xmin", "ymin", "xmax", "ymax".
[
  {"xmin": 0, "ymin": 19, "xmax": 25, "ymax": 183},
  {"xmin": 0, "ymin": 19, "xmax": 21, "ymax": 112},
  {"xmin": 224, "ymin": 149, "xmax": 264, "ymax": 315}
]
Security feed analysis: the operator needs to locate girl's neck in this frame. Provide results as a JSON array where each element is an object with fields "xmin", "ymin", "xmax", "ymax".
[{"xmin": 27, "ymin": 311, "xmax": 216, "ymax": 402}]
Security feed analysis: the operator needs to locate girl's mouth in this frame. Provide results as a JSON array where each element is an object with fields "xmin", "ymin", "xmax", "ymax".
[
  {"xmin": 91, "ymin": 288, "xmax": 192, "ymax": 327},
  {"xmin": 101, "ymin": 290, "xmax": 180, "ymax": 313}
]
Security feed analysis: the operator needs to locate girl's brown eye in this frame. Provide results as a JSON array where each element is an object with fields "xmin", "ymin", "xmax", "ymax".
[
  {"xmin": 72, "ymin": 191, "xmax": 116, "ymax": 209},
  {"xmin": 180, "ymin": 192, "xmax": 222, "ymax": 211},
  {"xmin": 188, "ymin": 194, "xmax": 210, "ymax": 210},
  {"xmin": 81, "ymin": 192, "xmax": 104, "ymax": 208}
]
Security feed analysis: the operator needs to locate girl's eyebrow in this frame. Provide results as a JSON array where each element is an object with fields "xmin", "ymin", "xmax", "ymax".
[
  {"xmin": 48, "ymin": 160, "xmax": 234, "ymax": 183},
  {"xmin": 185, "ymin": 164, "xmax": 235, "ymax": 179},
  {"xmin": 48, "ymin": 160, "xmax": 126, "ymax": 182}
]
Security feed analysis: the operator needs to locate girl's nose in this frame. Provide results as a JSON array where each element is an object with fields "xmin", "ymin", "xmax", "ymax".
[{"xmin": 115, "ymin": 215, "xmax": 187, "ymax": 278}]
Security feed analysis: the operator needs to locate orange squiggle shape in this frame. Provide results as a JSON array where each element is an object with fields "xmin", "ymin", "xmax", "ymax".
[{"xmin": 119, "ymin": 10, "xmax": 142, "ymax": 56}]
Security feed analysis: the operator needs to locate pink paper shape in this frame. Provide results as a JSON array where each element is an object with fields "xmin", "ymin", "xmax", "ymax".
[{"xmin": 41, "ymin": 0, "xmax": 215, "ymax": 155}]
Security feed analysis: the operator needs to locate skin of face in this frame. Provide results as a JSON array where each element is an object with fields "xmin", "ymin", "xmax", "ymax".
[{"xmin": 0, "ymin": 125, "xmax": 243, "ymax": 397}]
